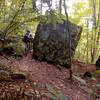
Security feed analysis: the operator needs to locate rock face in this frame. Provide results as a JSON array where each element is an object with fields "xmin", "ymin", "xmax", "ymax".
[
  {"xmin": 0, "ymin": 62, "xmax": 28, "ymax": 81},
  {"xmin": 0, "ymin": 62, "xmax": 11, "ymax": 81},
  {"xmin": 10, "ymin": 69, "xmax": 28, "ymax": 80},
  {"xmin": 33, "ymin": 20, "xmax": 82, "ymax": 68}
]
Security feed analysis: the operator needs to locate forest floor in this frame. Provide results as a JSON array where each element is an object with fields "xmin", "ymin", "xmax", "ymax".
[{"xmin": 0, "ymin": 53, "xmax": 100, "ymax": 100}]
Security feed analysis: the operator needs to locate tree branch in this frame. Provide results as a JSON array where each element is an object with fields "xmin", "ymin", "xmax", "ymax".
[{"xmin": 3, "ymin": 0, "xmax": 27, "ymax": 39}]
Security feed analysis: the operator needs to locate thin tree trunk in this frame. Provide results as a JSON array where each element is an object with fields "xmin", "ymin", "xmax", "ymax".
[
  {"xmin": 63, "ymin": 0, "xmax": 72, "ymax": 80},
  {"xmin": 95, "ymin": 0, "xmax": 100, "ymax": 57},
  {"xmin": 86, "ymin": 18, "xmax": 89, "ymax": 63},
  {"xmin": 91, "ymin": 0, "xmax": 97, "ymax": 63},
  {"xmin": 59, "ymin": 0, "xmax": 62, "ymax": 14},
  {"xmin": 40, "ymin": 0, "xmax": 42, "ymax": 15},
  {"xmin": 91, "ymin": 0, "xmax": 100, "ymax": 63}
]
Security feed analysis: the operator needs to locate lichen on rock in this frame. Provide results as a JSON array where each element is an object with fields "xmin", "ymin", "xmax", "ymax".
[{"xmin": 33, "ymin": 20, "xmax": 82, "ymax": 68}]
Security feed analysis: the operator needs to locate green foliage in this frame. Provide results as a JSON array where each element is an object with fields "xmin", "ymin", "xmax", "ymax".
[
  {"xmin": 0, "ymin": 0, "xmax": 99, "ymax": 63},
  {"xmin": 71, "ymin": 0, "xmax": 100, "ymax": 63},
  {"xmin": 0, "ymin": 0, "xmax": 38, "ymax": 40},
  {"xmin": 92, "ymin": 70, "xmax": 100, "ymax": 76},
  {"xmin": 40, "ymin": 10, "xmax": 65, "ymax": 24},
  {"xmin": 91, "ymin": 70, "xmax": 100, "ymax": 80},
  {"xmin": 96, "ymin": 84, "xmax": 100, "ymax": 88}
]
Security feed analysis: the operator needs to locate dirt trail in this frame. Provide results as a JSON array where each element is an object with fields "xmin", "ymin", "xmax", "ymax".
[{"xmin": 0, "ymin": 54, "xmax": 96, "ymax": 100}]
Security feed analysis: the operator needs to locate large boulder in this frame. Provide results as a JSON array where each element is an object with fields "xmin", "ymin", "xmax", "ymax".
[{"xmin": 33, "ymin": 20, "xmax": 82, "ymax": 68}]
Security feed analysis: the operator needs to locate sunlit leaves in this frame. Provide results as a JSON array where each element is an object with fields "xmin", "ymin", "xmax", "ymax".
[
  {"xmin": 0, "ymin": 0, "xmax": 38, "ymax": 38},
  {"xmin": 70, "ymin": 0, "xmax": 100, "ymax": 63}
]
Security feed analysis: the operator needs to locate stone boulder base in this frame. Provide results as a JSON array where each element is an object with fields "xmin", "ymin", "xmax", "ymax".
[
  {"xmin": 10, "ymin": 69, "xmax": 28, "ymax": 80},
  {"xmin": 33, "ymin": 20, "xmax": 82, "ymax": 68},
  {"xmin": 0, "ymin": 62, "xmax": 28, "ymax": 81},
  {"xmin": 0, "ymin": 62, "xmax": 11, "ymax": 81}
]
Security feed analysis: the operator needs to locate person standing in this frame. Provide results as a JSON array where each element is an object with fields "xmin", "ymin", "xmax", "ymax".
[{"xmin": 23, "ymin": 30, "xmax": 33, "ymax": 55}]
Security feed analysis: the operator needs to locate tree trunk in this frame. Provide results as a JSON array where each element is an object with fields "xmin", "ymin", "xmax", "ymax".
[{"xmin": 59, "ymin": 0, "xmax": 62, "ymax": 14}]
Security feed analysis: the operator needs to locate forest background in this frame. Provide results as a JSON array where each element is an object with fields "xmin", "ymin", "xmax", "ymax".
[{"xmin": 0, "ymin": 0, "xmax": 100, "ymax": 63}]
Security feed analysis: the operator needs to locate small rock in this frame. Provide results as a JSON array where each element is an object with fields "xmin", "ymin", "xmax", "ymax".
[
  {"xmin": 11, "ymin": 70, "xmax": 28, "ymax": 80},
  {"xmin": 81, "ymin": 86, "xmax": 93, "ymax": 94},
  {"xmin": 96, "ymin": 84, "xmax": 100, "ymax": 88},
  {"xmin": 73, "ymin": 75, "xmax": 87, "ymax": 86},
  {"xmin": 0, "ymin": 70, "xmax": 10, "ymax": 81}
]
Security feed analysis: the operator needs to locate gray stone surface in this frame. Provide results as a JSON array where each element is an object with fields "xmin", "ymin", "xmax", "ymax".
[{"xmin": 33, "ymin": 20, "xmax": 82, "ymax": 68}]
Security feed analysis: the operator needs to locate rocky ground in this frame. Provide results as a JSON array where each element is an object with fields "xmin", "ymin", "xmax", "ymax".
[{"xmin": 0, "ymin": 54, "xmax": 100, "ymax": 100}]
